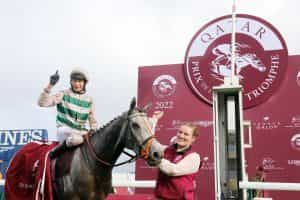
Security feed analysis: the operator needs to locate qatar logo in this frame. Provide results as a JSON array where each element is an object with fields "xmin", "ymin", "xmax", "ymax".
[
  {"xmin": 152, "ymin": 75, "xmax": 177, "ymax": 98},
  {"xmin": 291, "ymin": 134, "xmax": 300, "ymax": 151},
  {"xmin": 184, "ymin": 14, "xmax": 288, "ymax": 108}
]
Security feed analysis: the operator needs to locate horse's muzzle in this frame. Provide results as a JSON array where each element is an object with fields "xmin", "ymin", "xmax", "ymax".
[{"xmin": 147, "ymin": 139, "xmax": 164, "ymax": 166}]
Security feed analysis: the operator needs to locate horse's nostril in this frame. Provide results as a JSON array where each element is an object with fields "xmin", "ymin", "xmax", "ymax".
[{"xmin": 153, "ymin": 152, "xmax": 161, "ymax": 159}]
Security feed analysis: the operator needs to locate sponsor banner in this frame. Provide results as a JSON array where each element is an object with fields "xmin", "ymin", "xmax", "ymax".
[
  {"xmin": 137, "ymin": 55, "xmax": 300, "ymax": 200},
  {"xmin": 0, "ymin": 129, "xmax": 48, "ymax": 192}
]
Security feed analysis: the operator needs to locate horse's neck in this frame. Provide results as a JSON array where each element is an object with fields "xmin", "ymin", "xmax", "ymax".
[{"xmin": 91, "ymin": 118, "xmax": 125, "ymax": 165}]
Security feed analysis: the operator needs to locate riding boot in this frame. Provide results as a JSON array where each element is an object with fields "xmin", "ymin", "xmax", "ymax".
[{"xmin": 50, "ymin": 141, "xmax": 68, "ymax": 159}]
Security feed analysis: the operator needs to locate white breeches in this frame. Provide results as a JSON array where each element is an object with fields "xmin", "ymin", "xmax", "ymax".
[{"xmin": 57, "ymin": 126, "xmax": 87, "ymax": 147}]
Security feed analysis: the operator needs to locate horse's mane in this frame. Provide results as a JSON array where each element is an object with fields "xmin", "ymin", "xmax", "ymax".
[
  {"xmin": 96, "ymin": 109, "xmax": 135, "ymax": 134},
  {"xmin": 94, "ymin": 108, "xmax": 145, "ymax": 135},
  {"xmin": 95, "ymin": 111, "xmax": 128, "ymax": 135}
]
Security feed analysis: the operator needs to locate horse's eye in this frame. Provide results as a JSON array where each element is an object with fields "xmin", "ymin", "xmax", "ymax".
[{"xmin": 131, "ymin": 122, "xmax": 140, "ymax": 129}]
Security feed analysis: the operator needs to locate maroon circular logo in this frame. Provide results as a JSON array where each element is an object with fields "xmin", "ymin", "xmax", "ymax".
[
  {"xmin": 184, "ymin": 14, "xmax": 288, "ymax": 108},
  {"xmin": 291, "ymin": 134, "xmax": 300, "ymax": 151},
  {"xmin": 152, "ymin": 74, "xmax": 177, "ymax": 98}
]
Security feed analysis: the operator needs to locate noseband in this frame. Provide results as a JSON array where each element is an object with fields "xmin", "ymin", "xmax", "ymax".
[{"xmin": 84, "ymin": 112, "xmax": 155, "ymax": 167}]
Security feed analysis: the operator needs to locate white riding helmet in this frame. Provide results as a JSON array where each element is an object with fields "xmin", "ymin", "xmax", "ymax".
[{"xmin": 70, "ymin": 68, "xmax": 89, "ymax": 83}]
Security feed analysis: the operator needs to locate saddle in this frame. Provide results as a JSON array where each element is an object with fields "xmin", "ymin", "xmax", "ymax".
[
  {"xmin": 53, "ymin": 148, "xmax": 76, "ymax": 178},
  {"xmin": 51, "ymin": 146, "xmax": 77, "ymax": 199}
]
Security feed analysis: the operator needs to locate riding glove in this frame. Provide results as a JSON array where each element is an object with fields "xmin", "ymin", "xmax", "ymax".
[{"xmin": 50, "ymin": 70, "xmax": 59, "ymax": 86}]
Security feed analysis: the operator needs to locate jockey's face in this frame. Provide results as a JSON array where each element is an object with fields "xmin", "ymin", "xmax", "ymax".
[{"xmin": 71, "ymin": 79, "xmax": 85, "ymax": 92}]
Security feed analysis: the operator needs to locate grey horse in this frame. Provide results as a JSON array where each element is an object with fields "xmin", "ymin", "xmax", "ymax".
[{"xmin": 52, "ymin": 98, "xmax": 163, "ymax": 199}]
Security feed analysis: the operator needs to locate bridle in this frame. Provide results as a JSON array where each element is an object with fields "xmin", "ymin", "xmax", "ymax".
[{"xmin": 84, "ymin": 111, "xmax": 155, "ymax": 167}]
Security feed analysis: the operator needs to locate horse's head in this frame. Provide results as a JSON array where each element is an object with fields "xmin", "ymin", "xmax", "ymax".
[{"xmin": 124, "ymin": 98, "xmax": 164, "ymax": 166}]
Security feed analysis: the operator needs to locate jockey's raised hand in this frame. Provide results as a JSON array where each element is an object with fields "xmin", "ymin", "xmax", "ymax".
[{"xmin": 50, "ymin": 70, "xmax": 59, "ymax": 86}]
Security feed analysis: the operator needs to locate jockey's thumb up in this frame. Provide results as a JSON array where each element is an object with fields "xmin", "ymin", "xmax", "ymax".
[{"xmin": 50, "ymin": 70, "xmax": 60, "ymax": 86}]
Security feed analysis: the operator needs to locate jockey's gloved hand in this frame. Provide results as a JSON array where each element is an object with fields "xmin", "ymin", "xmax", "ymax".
[{"xmin": 50, "ymin": 70, "xmax": 59, "ymax": 86}]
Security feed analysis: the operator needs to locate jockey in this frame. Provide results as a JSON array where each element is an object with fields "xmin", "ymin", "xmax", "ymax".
[{"xmin": 38, "ymin": 68, "xmax": 98, "ymax": 159}]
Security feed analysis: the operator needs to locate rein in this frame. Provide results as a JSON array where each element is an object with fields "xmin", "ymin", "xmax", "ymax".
[
  {"xmin": 84, "ymin": 112, "xmax": 155, "ymax": 167},
  {"xmin": 84, "ymin": 133, "xmax": 137, "ymax": 167}
]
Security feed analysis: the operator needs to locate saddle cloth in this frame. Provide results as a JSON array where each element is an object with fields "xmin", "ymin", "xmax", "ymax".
[{"xmin": 5, "ymin": 141, "xmax": 58, "ymax": 200}]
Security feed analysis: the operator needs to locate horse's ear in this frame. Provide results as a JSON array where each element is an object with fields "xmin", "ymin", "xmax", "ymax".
[
  {"xmin": 129, "ymin": 97, "xmax": 136, "ymax": 113},
  {"xmin": 142, "ymin": 102, "xmax": 152, "ymax": 113}
]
